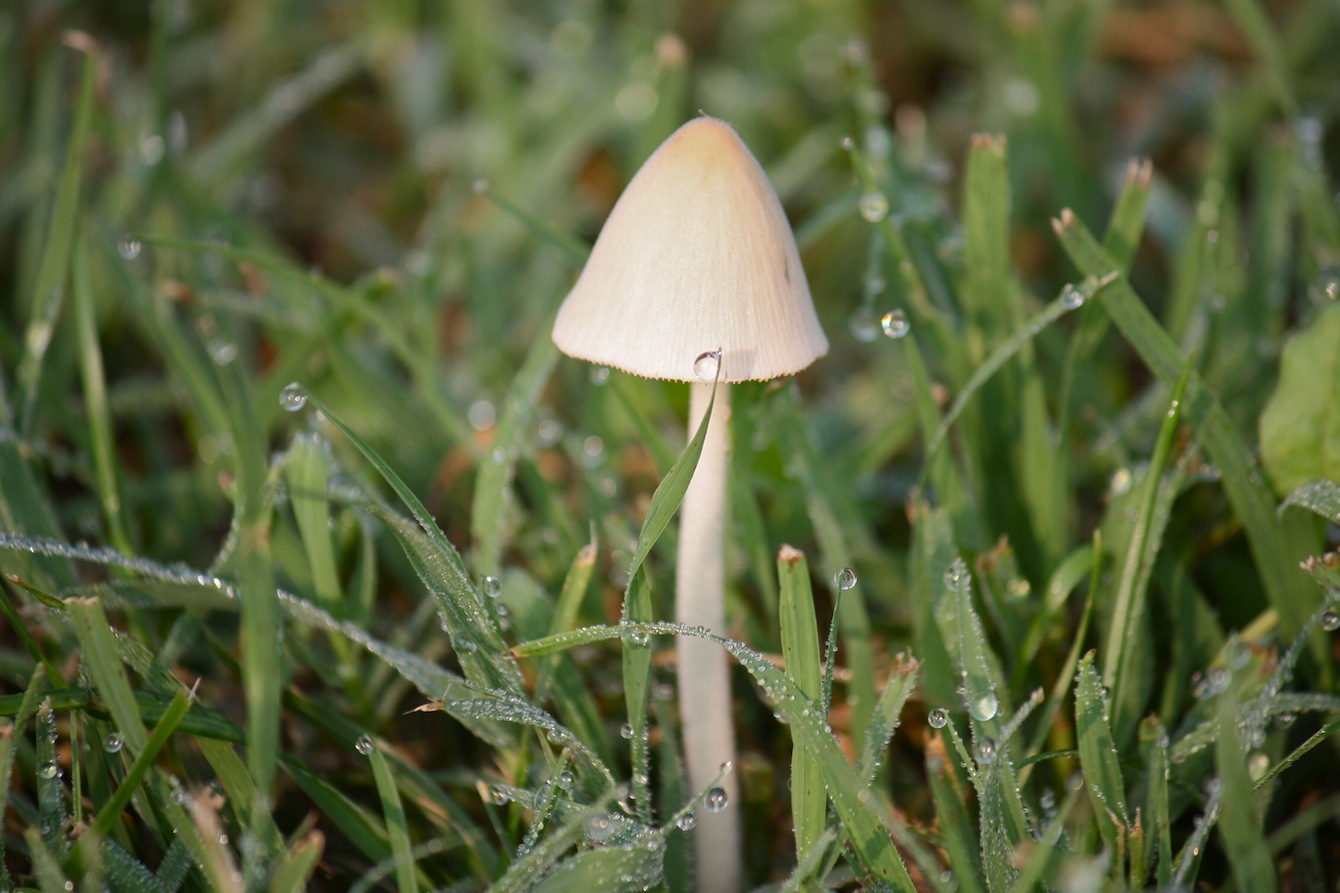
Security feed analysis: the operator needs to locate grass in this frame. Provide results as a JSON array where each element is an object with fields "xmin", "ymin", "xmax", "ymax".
[{"xmin": 2, "ymin": 1, "xmax": 1340, "ymax": 890}]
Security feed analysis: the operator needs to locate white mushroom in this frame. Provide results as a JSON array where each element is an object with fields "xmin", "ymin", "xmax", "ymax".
[{"xmin": 553, "ymin": 116, "xmax": 826, "ymax": 893}]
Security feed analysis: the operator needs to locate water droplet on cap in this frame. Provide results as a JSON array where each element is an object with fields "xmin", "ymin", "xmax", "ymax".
[
  {"xmin": 279, "ymin": 383, "xmax": 306, "ymax": 412},
  {"xmin": 693, "ymin": 350, "xmax": 721, "ymax": 381},
  {"xmin": 880, "ymin": 309, "xmax": 909, "ymax": 338}
]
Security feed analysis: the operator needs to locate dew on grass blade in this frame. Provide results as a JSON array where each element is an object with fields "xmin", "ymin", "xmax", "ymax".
[
  {"xmin": 880, "ymin": 309, "xmax": 909, "ymax": 338},
  {"xmin": 481, "ymin": 575, "xmax": 502, "ymax": 598},
  {"xmin": 693, "ymin": 349, "xmax": 721, "ymax": 380},
  {"xmin": 676, "ymin": 812, "xmax": 697, "ymax": 831},
  {"xmin": 104, "ymin": 732, "xmax": 124, "ymax": 753},
  {"xmin": 849, "ymin": 306, "xmax": 880, "ymax": 342},
  {"xmin": 584, "ymin": 813, "xmax": 615, "ymax": 843},
  {"xmin": 705, "ymin": 786, "xmax": 729, "ymax": 813},
  {"xmin": 1322, "ymin": 610, "xmax": 1339, "ymax": 631},
  {"xmin": 118, "ymin": 234, "xmax": 142, "ymax": 260},
  {"xmin": 208, "ymin": 338, "xmax": 238, "ymax": 366},
  {"xmin": 834, "ymin": 567, "xmax": 857, "ymax": 591},
  {"xmin": 39, "ymin": 761, "xmax": 59, "ymax": 780},
  {"xmin": 928, "ymin": 707, "xmax": 948, "ymax": 729},
  {"xmin": 621, "ymin": 723, "xmax": 635, "ymax": 740},
  {"xmin": 279, "ymin": 383, "xmax": 307, "ymax": 412},
  {"xmin": 355, "ymin": 735, "xmax": 374, "ymax": 755},
  {"xmin": 944, "ymin": 560, "xmax": 965, "ymax": 590},
  {"xmin": 968, "ymin": 693, "xmax": 998, "ymax": 722},
  {"xmin": 975, "ymin": 737, "xmax": 997, "ymax": 764},
  {"xmin": 859, "ymin": 191, "xmax": 889, "ymax": 222}
]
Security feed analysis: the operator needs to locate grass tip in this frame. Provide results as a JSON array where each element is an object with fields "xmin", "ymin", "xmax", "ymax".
[{"xmin": 778, "ymin": 543, "xmax": 805, "ymax": 564}]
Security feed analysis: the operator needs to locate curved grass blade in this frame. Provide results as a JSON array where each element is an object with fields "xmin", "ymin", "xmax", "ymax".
[
  {"xmin": 362, "ymin": 738, "xmax": 419, "ymax": 893},
  {"xmin": 1074, "ymin": 652, "xmax": 1129, "ymax": 882}
]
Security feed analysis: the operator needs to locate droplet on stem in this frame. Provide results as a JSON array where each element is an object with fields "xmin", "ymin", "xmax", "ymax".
[
  {"xmin": 880, "ymin": 309, "xmax": 909, "ymax": 338},
  {"xmin": 704, "ymin": 786, "xmax": 729, "ymax": 813},
  {"xmin": 834, "ymin": 567, "xmax": 857, "ymax": 591},
  {"xmin": 928, "ymin": 707, "xmax": 949, "ymax": 729}
]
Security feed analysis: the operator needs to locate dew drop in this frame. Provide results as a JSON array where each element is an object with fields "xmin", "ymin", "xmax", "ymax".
[
  {"xmin": 208, "ymin": 338, "xmax": 238, "ymax": 366},
  {"xmin": 355, "ymin": 735, "xmax": 374, "ymax": 755},
  {"xmin": 719, "ymin": 760, "xmax": 733, "ymax": 773},
  {"xmin": 118, "ymin": 234, "xmax": 143, "ymax": 260},
  {"xmin": 849, "ymin": 306, "xmax": 880, "ymax": 342},
  {"xmin": 968, "ymin": 693, "xmax": 998, "ymax": 722},
  {"xmin": 490, "ymin": 786, "xmax": 510, "ymax": 805},
  {"xmin": 880, "ymin": 309, "xmax": 910, "ymax": 338},
  {"xmin": 1061, "ymin": 284, "xmax": 1085, "ymax": 310},
  {"xmin": 693, "ymin": 350, "xmax": 721, "ymax": 381},
  {"xmin": 1322, "ymin": 609, "xmax": 1339, "ymax": 631},
  {"xmin": 625, "ymin": 628, "xmax": 650, "ymax": 648},
  {"xmin": 457, "ymin": 638, "xmax": 478, "ymax": 654},
  {"xmin": 39, "ymin": 761, "xmax": 59, "ymax": 780},
  {"xmin": 834, "ymin": 567, "xmax": 857, "ymax": 591},
  {"xmin": 928, "ymin": 707, "xmax": 949, "ymax": 729},
  {"xmin": 943, "ymin": 561, "xmax": 965, "ymax": 590},
  {"xmin": 704, "ymin": 786, "xmax": 729, "ymax": 813},
  {"xmin": 975, "ymin": 737, "xmax": 997, "ymax": 764},
  {"xmin": 859, "ymin": 191, "xmax": 889, "ymax": 223},
  {"xmin": 585, "ymin": 813, "xmax": 615, "ymax": 843},
  {"xmin": 676, "ymin": 812, "xmax": 697, "ymax": 831},
  {"xmin": 481, "ymin": 575, "xmax": 502, "ymax": 598},
  {"xmin": 620, "ymin": 723, "xmax": 635, "ymax": 740},
  {"xmin": 557, "ymin": 770, "xmax": 574, "ymax": 790},
  {"xmin": 279, "ymin": 382, "xmax": 307, "ymax": 412},
  {"xmin": 1276, "ymin": 711, "xmax": 1297, "ymax": 729},
  {"xmin": 590, "ymin": 366, "xmax": 611, "ymax": 386},
  {"xmin": 104, "ymin": 732, "xmax": 124, "ymax": 754},
  {"xmin": 1248, "ymin": 752, "xmax": 1269, "ymax": 781}
]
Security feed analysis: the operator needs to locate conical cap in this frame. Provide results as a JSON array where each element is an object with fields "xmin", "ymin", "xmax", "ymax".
[{"xmin": 552, "ymin": 117, "xmax": 828, "ymax": 382}]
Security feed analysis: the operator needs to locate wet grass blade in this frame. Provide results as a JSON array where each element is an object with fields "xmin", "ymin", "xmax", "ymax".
[
  {"xmin": 71, "ymin": 238, "xmax": 131, "ymax": 553},
  {"xmin": 1103, "ymin": 358, "xmax": 1191, "ymax": 741},
  {"xmin": 16, "ymin": 50, "xmax": 95, "ymax": 433},
  {"xmin": 1052, "ymin": 212, "xmax": 1323, "ymax": 657},
  {"xmin": 1215, "ymin": 684, "xmax": 1277, "ymax": 892},
  {"xmin": 778, "ymin": 545, "xmax": 827, "ymax": 858},
  {"xmin": 471, "ymin": 316, "xmax": 561, "ymax": 576},
  {"xmin": 622, "ymin": 569, "xmax": 654, "ymax": 824},
  {"xmin": 1074, "ymin": 652, "xmax": 1129, "ymax": 883},
  {"xmin": 267, "ymin": 829, "xmax": 324, "ymax": 893},
  {"xmin": 363, "ymin": 738, "xmax": 420, "ymax": 893}
]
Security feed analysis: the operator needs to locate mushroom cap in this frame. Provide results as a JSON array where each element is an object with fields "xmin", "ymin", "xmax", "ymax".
[{"xmin": 552, "ymin": 116, "xmax": 828, "ymax": 383}]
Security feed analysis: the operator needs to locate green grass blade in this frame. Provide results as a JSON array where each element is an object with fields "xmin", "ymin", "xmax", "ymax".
[
  {"xmin": 621, "ymin": 568, "xmax": 654, "ymax": 824},
  {"xmin": 471, "ymin": 322, "xmax": 560, "ymax": 576},
  {"xmin": 87, "ymin": 687, "xmax": 193, "ymax": 842},
  {"xmin": 778, "ymin": 545, "xmax": 827, "ymax": 859},
  {"xmin": 1052, "ymin": 211, "xmax": 1323, "ymax": 652},
  {"xmin": 858, "ymin": 656, "xmax": 918, "ymax": 785},
  {"xmin": 1216, "ymin": 683, "xmax": 1277, "ymax": 892},
  {"xmin": 962, "ymin": 134, "xmax": 1014, "ymax": 345},
  {"xmin": 284, "ymin": 432, "xmax": 341, "ymax": 607},
  {"xmin": 1102, "ymin": 358, "xmax": 1192, "ymax": 741},
  {"xmin": 1220, "ymin": 0, "xmax": 1297, "ymax": 117},
  {"xmin": 1074, "ymin": 652, "xmax": 1129, "ymax": 880},
  {"xmin": 266, "ymin": 829, "xmax": 324, "ymax": 893},
  {"xmin": 71, "ymin": 237, "xmax": 131, "ymax": 553},
  {"xmin": 16, "ymin": 50, "xmax": 95, "ymax": 433},
  {"xmin": 66, "ymin": 597, "xmax": 151, "ymax": 755},
  {"xmin": 36, "ymin": 699, "xmax": 67, "ymax": 856},
  {"xmin": 1138, "ymin": 716, "xmax": 1173, "ymax": 886},
  {"xmin": 362, "ymin": 737, "xmax": 420, "ymax": 893},
  {"xmin": 1279, "ymin": 479, "xmax": 1340, "ymax": 523}
]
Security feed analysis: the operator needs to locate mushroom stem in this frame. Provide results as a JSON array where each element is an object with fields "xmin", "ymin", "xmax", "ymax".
[{"xmin": 677, "ymin": 380, "xmax": 740, "ymax": 893}]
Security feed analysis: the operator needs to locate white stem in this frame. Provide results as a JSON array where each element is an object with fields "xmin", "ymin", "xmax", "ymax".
[{"xmin": 677, "ymin": 380, "xmax": 740, "ymax": 893}]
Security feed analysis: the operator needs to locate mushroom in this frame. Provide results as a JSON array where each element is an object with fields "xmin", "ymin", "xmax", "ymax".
[{"xmin": 553, "ymin": 116, "xmax": 827, "ymax": 892}]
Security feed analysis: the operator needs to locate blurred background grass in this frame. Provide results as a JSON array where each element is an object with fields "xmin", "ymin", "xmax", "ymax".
[{"xmin": 3, "ymin": 0, "xmax": 1340, "ymax": 890}]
